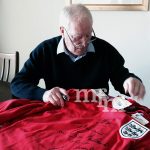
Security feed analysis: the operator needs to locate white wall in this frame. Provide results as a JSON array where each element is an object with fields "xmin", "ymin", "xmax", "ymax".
[{"xmin": 0, "ymin": 0, "xmax": 150, "ymax": 107}]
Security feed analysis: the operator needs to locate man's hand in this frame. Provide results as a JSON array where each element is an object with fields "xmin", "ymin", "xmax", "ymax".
[
  {"xmin": 123, "ymin": 77, "xmax": 145, "ymax": 100},
  {"xmin": 42, "ymin": 87, "xmax": 68, "ymax": 107}
]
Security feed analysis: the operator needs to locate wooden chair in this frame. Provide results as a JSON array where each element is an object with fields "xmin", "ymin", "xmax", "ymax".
[
  {"xmin": 0, "ymin": 51, "xmax": 19, "ymax": 82},
  {"xmin": 0, "ymin": 51, "xmax": 19, "ymax": 101}
]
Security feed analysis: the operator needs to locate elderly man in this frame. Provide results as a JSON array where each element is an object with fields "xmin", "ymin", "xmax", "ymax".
[{"xmin": 11, "ymin": 4, "xmax": 145, "ymax": 107}]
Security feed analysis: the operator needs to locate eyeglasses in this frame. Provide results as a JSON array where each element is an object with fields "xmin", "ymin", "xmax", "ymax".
[{"xmin": 63, "ymin": 27, "xmax": 97, "ymax": 49}]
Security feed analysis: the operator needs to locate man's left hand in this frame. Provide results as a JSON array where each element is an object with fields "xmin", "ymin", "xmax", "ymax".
[{"xmin": 123, "ymin": 77, "xmax": 145, "ymax": 100}]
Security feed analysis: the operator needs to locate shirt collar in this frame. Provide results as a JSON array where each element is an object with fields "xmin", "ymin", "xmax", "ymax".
[{"xmin": 57, "ymin": 38, "xmax": 95, "ymax": 55}]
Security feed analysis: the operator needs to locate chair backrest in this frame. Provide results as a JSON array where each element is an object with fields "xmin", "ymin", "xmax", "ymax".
[{"xmin": 0, "ymin": 51, "xmax": 19, "ymax": 82}]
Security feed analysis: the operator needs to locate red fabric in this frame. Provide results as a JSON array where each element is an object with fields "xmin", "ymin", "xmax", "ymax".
[{"xmin": 0, "ymin": 89, "xmax": 150, "ymax": 150}]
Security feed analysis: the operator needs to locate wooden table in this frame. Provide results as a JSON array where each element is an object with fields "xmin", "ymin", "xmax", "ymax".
[{"xmin": 0, "ymin": 81, "xmax": 11, "ymax": 101}]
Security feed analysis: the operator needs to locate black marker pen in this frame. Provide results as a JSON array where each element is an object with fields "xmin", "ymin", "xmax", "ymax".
[{"xmin": 61, "ymin": 93, "xmax": 68, "ymax": 101}]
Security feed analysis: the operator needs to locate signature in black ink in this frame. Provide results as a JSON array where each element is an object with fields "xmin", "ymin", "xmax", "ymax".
[
  {"xmin": 49, "ymin": 146, "xmax": 65, "ymax": 150},
  {"xmin": 87, "ymin": 135, "xmax": 108, "ymax": 147},
  {"xmin": 57, "ymin": 130, "xmax": 65, "ymax": 134},
  {"xmin": 73, "ymin": 146, "xmax": 95, "ymax": 150}
]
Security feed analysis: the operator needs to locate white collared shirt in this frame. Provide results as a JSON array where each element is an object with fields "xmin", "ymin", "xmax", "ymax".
[{"xmin": 57, "ymin": 38, "xmax": 95, "ymax": 62}]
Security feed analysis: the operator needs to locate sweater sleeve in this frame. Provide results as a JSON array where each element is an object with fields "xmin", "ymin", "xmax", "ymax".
[
  {"xmin": 10, "ymin": 43, "xmax": 47, "ymax": 100},
  {"xmin": 108, "ymin": 44, "xmax": 141, "ymax": 95}
]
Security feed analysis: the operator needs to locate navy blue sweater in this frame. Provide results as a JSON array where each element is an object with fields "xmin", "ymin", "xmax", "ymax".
[{"xmin": 11, "ymin": 36, "xmax": 139, "ymax": 100}]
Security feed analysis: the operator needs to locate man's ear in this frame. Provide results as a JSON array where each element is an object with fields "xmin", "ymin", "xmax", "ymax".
[{"xmin": 60, "ymin": 26, "xmax": 65, "ymax": 37}]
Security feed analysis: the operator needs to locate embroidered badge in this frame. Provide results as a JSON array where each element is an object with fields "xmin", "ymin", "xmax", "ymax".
[{"xmin": 119, "ymin": 119, "xmax": 149, "ymax": 139}]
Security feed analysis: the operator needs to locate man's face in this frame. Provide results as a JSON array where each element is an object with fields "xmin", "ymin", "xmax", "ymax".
[{"xmin": 61, "ymin": 19, "xmax": 93, "ymax": 56}]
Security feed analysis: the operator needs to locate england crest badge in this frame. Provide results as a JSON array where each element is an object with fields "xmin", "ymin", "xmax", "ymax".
[{"xmin": 119, "ymin": 119, "xmax": 149, "ymax": 139}]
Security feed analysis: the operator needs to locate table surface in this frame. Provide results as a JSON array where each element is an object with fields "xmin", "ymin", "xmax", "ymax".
[{"xmin": 0, "ymin": 81, "xmax": 11, "ymax": 101}]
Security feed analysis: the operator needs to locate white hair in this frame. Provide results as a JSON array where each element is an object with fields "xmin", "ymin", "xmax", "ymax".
[{"xmin": 59, "ymin": 4, "xmax": 93, "ymax": 29}]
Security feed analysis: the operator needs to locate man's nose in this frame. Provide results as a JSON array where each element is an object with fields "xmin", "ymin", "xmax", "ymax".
[{"xmin": 80, "ymin": 36, "xmax": 89, "ymax": 46}]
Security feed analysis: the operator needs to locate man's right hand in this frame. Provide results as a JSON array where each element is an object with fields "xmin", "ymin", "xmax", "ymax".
[{"xmin": 42, "ymin": 87, "xmax": 68, "ymax": 107}]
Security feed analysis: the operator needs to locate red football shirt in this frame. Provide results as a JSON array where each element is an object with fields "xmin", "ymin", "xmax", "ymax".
[{"xmin": 0, "ymin": 89, "xmax": 149, "ymax": 150}]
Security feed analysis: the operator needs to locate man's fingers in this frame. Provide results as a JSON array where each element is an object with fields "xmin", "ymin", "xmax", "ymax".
[
  {"xmin": 131, "ymin": 80, "xmax": 141, "ymax": 96},
  {"xmin": 137, "ymin": 84, "xmax": 145, "ymax": 100},
  {"xmin": 49, "ymin": 99, "xmax": 57, "ymax": 106},
  {"xmin": 49, "ymin": 87, "xmax": 67, "ymax": 107},
  {"xmin": 50, "ymin": 94, "xmax": 61, "ymax": 106},
  {"xmin": 128, "ymin": 80, "xmax": 136, "ymax": 98},
  {"xmin": 123, "ymin": 77, "xmax": 146, "ymax": 100},
  {"xmin": 123, "ymin": 82, "xmax": 129, "ymax": 94},
  {"xmin": 43, "ymin": 87, "xmax": 67, "ymax": 107},
  {"xmin": 55, "ymin": 92, "xmax": 64, "ymax": 107},
  {"xmin": 59, "ymin": 88, "xmax": 68, "ymax": 97},
  {"xmin": 123, "ymin": 81, "xmax": 134, "ymax": 97}
]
